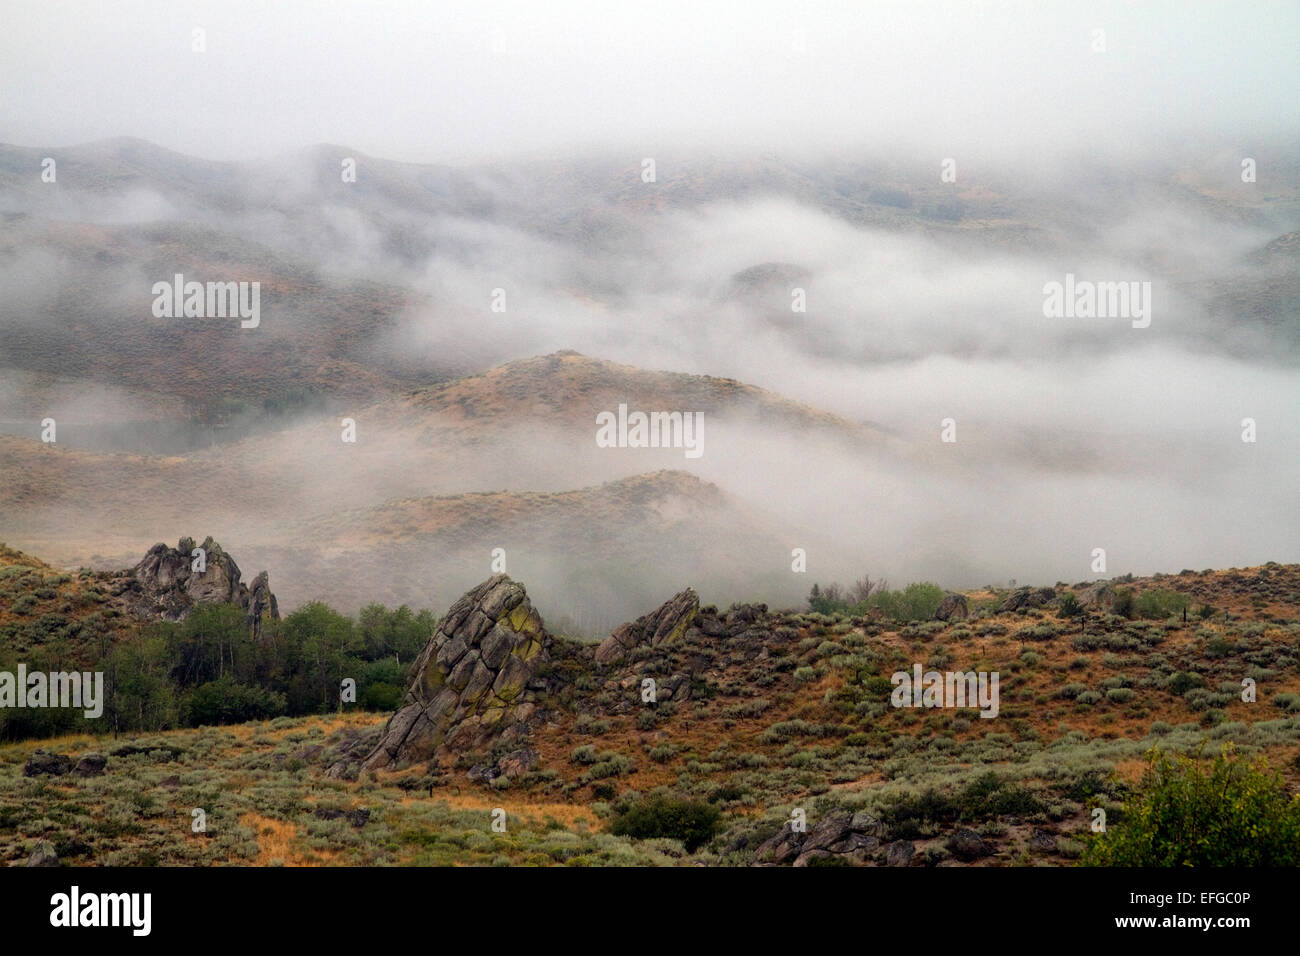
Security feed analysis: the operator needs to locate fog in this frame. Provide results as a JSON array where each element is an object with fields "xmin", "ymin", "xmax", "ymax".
[
  {"xmin": 0, "ymin": 3, "xmax": 1297, "ymax": 630},
  {"xmin": 4, "ymin": 1, "xmax": 1298, "ymax": 164}
]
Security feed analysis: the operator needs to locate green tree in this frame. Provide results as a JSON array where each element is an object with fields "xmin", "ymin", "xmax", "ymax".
[
  {"xmin": 1083, "ymin": 746, "xmax": 1300, "ymax": 866},
  {"xmin": 106, "ymin": 633, "xmax": 178, "ymax": 732},
  {"xmin": 610, "ymin": 794, "xmax": 722, "ymax": 852},
  {"xmin": 281, "ymin": 602, "xmax": 364, "ymax": 712}
]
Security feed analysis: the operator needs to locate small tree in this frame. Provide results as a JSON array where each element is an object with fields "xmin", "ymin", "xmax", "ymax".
[
  {"xmin": 1083, "ymin": 746, "xmax": 1300, "ymax": 866},
  {"xmin": 610, "ymin": 794, "xmax": 722, "ymax": 852},
  {"xmin": 1058, "ymin": 593, "xmax": 1082, "ymax": 618},
  {"xmin": 848, "ymin": 574, "xmax": 886, "ymax": 605}
]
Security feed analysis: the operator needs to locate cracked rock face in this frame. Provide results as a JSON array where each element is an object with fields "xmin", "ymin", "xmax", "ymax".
[
  {"xmin": 595, "ymin": 587, "xmax": 698, "ymax": 666},
  {"xmin": 934, "ymin": 592, "xmax": 969, "ymax": 621},
  {"xmin": 1079, "ymin": 581, "xmax": 1115, "ymax": 610},
  {"xmin": 129, "ymin": 536, "xmax": 279, "ymax": 638},
  {"xmin": 356, "ymin": 575, "xmax": 552, "ymax": 772},
  {"xmin": 753, "ymin": 809, "xmax": 883, "ymax": 866},
  {"xmin": 999, "ymin": 586, "xmax": 1056, "ymax": 612}
]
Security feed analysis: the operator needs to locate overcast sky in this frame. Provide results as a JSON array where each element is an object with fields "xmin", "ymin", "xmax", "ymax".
[{"xmin": 2, "ymin": 0, "xmax": 1297, "ymax": 164}]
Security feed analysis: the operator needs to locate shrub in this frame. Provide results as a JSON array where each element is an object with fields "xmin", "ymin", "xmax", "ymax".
[
  {"xmin": 723, "ymin": 698, "xmax": 773, "ymax": 719},
  {"xmin": 574, "ymin": 715, "xmax": 611, "ymax": 735},
  {"xmin": 360, "ymin": 681, "xmax": 403, "ymax": 711},
  {"xmin": 841, "ymin": 581, "xmax": 947, "ymax": 622},
  {"xmin": 609, "ymin": 794, "xmax": 722, "ymax": 852},
  {"xmin": 1203, "ymin": 636, "xmax": 1234, "ymax": 658},
  {"xmin": 1166, "ymin": 672, "xmax": 1204, "ymax": 696},
  {"xmin": 648, "ymin": 744, "xmax": 677, "ymax": 763},
  {"xmin": 1082, "ymin": 748, "xmax": 1300, "ymax": 866},
  {"xmin": 1272, "ymin": 693, "xmax": 1300, "ymax": 714},
  {"xmin": 1135, "ymin": 589, "xmax": 1190, "ymax": 620},
  {"xmin": 1113, "ymin": 589, "xmax": 1134, "ymax": 619},
  {"xmin": 584, "ymin": 756, "xmax": 635, "ymax": 781},
  {"xmin": 1058, "ymin": 593, "xmax": 1082, "ymax": 618},
  {"xmin": 898, "ymin": 582, "xmax": 945, "ymax": 622}
]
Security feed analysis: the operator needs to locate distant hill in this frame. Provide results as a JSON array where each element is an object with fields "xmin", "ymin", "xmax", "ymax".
[
  {"xmin": 0, "ymin": 352, "xmax": 872, "ymax": 620},
  {"xmin": 263, "ymin": 469, "xmax": 824, "ymax": 627}
]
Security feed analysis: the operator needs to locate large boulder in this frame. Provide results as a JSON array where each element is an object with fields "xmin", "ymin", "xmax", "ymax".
[
  {"xmin": 999, "ymin": 587, "xmax": 1056, "ymax": 612},
  {"xmin": 23, "ymin": 751, "xmax": 72, "ymax": 777},
  {"xmin": 934, "ymin": 593, "xmax": 969, "ymax": 621},
  {"xmin": 25, "ymin": 840, "xmax": 59, "ymax": 867},
  {"xmin": 1079, "ymin": 581, "xmax": 1115, "ymax": 611},
  {"xmin": 348, "ymin": 575, "xmax": 553, "ymax": 774},
  {"xmin": 595, "ymin": 588, "xmax": 699, "ymax": 666},
  {"xmin": 885, "ymin": 840, "xmax": 916, "ymax": 867},
  {"xmin": 753, "ymin": 809, "xmax": 882, "ymax": 866},
  {"xmin": 129, "ymin": 536, "xmax": 279, "ymax": 637},
  {"xmin": 947, "ymin": 827, "xmax": 992, "ymax": 861},
  {"xmin": 73, "ymin": 753, "xmax": 107, "ymax": 777}
]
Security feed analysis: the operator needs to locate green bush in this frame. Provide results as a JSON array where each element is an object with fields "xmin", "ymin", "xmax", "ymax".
[
  {"xmin": 1135, "ymin": 589, "xmax": 1190, "ymax": 620},
  {"xmin": 1166, "ymin": 672, "xmax": 1204, "ymax": 696},
  {"xmin": 809, "ymin": 579, "xmax": 945, "ymax": 621},
  {"xmin": 880, "ymin": 773, "xmax": 1042, "ymax": 839},
  {"xmin": 1113, "ymin": 589, "xmax": 1134, "ymax": 619},
  {"xmin": 181, "ymin": 677, "xmax": 287, "ymax": 725},
  {"xmin": 609, "ymin": 794, "xmax": 722, "ymax": 852},
  {"xmin": 1083, "ymin": 748, "xmax": 1300, "ymax": 866},
  {"xmin": 1271, "ymin": 693, "xmax": 1300, "ymax": 714},
  {"xmin": 895, "ymin": 582, "xmax": 945, "ymax": 622}
]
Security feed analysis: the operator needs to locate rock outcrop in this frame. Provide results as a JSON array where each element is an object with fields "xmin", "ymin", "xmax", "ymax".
[
  {"xmin": 345, "ymin": 575, "xmax": 553, "ymax": 775},
  {"xmin": 1079, "ymin": 581, "xmax": 1116, "ymax": 611},
  {"xmin": 753, "ymin": 809, "xmax": 883, "ymax": 866},
  {"xmin": 24, "ymin": 750, "xmax": 108, "ymax": 778},
  {"xmin": 595, "ymin": 587, "xmax": 699, "ymax": 666},
  {"xmin": 947, "ymin": 827, "xmax": 992, "ymax": 861},
  {"xmin": 467, "ymin": 747, "xmax": 540, "ymax": 784},
  {"xmin": 934, "ymin": 592, "xmax": 969, "ymax": 621},
  {"xmin": 74, "ymin": 753, "xmax": 107, "ymax": 777},
  {"xmin": 999, "ymin": 586, "xmax": 1056, "ymax": 612},
  {"xmin": 25, "ymin": 840, "xmax": 59, "ymax": 867},
  {"xmin": 23, "ymin": 750, "xmax": 72, "ymax": 777},
  {"xmin": 128, "ymin": 536, "xmax": 279, "ymax": 638}
]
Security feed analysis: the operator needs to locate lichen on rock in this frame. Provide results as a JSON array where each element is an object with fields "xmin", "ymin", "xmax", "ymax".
[{"xmin": 347, "ymin": 574, "xmax": 554, "ymax": 774}]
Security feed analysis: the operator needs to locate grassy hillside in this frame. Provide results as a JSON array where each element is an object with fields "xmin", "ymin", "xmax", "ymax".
[{"xmin": 1, "ymin": 560, "xmax": 1295, "ymax": 866}]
